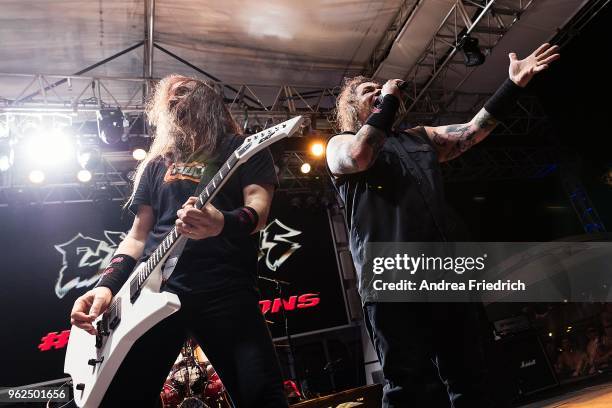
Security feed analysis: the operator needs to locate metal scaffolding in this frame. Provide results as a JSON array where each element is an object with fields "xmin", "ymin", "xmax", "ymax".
[
  {"xmin": 0, "ymin": 72, "xmax": 337, "ymax": 125},
  {"xmin": 363, "ymin": 0, "xmax": 421, "ymax": 77},
  {"xmin": 394, "ymin": 0, "xmax": 536, "ymax": 125},
  {"xmin": 0, "ymin": 0, "xmax": 605, "ymax": 225}
]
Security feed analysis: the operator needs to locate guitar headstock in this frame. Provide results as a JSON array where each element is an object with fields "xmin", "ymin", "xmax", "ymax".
[{"xmin": 235, "ymin": 116, "xmax": 305, "ymax": 161}]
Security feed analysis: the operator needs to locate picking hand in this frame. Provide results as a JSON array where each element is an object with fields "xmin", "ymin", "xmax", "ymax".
[
  {"xmin": 70, "ymin": 287, "xmax": 113, "ymax": 335},
  {"xmin": 509, "ymin": 43, "xmax": 560, "ymax": 87}
]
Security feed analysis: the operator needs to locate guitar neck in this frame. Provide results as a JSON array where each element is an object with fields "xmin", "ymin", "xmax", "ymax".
[
  {"xmin": 127, "ymin": 115, "xmax": 305, "ymax": 302},
  {"xmin": 129, "ymin": 151, "xmax": 241, "ymax": 301}
]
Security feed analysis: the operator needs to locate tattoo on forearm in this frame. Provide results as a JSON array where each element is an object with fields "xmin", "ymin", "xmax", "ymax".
[
  {"xmin": 442, "ymin": 124, "xmax": 474, "ymax": 161},
  {"xmin": 473, "ymin": 108, "xmax": 499, "ymax": 130},
  {"xmin": 432, "ymin": 131, "xmax": 448, "ymax": 147},
  {"xmin": 436, "ymin": 108, "xmax": 499, "ymax": 161}
]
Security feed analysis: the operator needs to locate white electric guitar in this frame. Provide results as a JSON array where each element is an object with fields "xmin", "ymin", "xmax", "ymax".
[{"xmin": 64, "ymin": 116, "xmax": 305, "ymax": 407}]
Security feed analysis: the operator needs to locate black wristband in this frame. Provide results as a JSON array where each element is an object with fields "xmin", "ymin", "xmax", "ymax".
[
  {"xmin": 484, "ymin": 78, "xmax": 523, "ymax": 121},
  {"xmin": 365, "ymin": 94, "xmax": 400, "ymax": 131},
  {"xmin": 96, "ymin": 254, "xmax": 137, "ymax": 296},
  {"xmin": 220, "ymin": 206, "xmax": 259, "ymax": 237}
]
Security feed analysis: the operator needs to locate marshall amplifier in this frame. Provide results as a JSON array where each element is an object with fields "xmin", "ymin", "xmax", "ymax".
[{"xmin": 496, "ymin": 330, "xmax": 558, "ymax": 396}]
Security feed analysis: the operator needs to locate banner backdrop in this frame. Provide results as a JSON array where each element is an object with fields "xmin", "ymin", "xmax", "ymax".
[
  {"xmin": 0, "ymin": 202, "xmax": 133, "ymax": 386},
  {"xmin": 256, "ymin": 192, "xmax": 350, "ymax": 339},
  {"xmin": 0, "ymin": 193, "xmax": 348, "ymax": 386}
]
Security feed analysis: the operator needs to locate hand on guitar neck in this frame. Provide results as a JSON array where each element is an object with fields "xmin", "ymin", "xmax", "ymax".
[{"xmin": 175, "ymin": 196, "xmax": 225, "ymax": 240}]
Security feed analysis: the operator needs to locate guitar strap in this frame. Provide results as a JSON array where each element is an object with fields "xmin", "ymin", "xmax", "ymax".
[{"xmin": 161, "ymin": 138, "xmax": 233, "ymax": 281}]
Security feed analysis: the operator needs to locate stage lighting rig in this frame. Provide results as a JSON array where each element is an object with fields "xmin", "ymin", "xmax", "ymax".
[
  {"xmin": 23, "ymin": 126, "xmax": 75, "ymax": 168},
  {"xmin": 77, "ymin": 169, "xmax": 92, "ymax": 183},
  {"xmin": 128, "ymin": 135, "xmax": 150, "ymax": 161},
  {"xmin": 132, "ymin": 148, "xmax": 146, "ymax": 161},
  {"xmin": 29, "ymin": 169, "xmax": 45, "ymax": 184},
  {"xmin": 458, "ymin": 35, "xmax": 486, "ymax": 67},
  {"xmin": 96, "ymin": 108, "xmax": 126, "ymax": 145},
  {"xmin": 309, "ymin": 142, "xmax": 325, "ymax": 157}
]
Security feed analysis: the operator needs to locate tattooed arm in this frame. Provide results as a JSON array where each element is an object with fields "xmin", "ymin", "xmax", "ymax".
[
  {"xmin": 424, "ymin": 108, "xmax": 499, "ymax": 162},
  {"xmin": 326, "ymin": 124, "xmax": 386, "ymax": 175},
  {"xmin": 426, "ymin": 43, "xmax": 561, "ymax": 162}
]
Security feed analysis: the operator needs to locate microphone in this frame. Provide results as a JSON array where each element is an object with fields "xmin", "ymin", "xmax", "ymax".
[{"xmin": 375, "ymin": 81, "xmax": 408, "ymax": 106}]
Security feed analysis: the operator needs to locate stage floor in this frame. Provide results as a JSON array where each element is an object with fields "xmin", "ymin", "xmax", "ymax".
[{"xmin": 518, "ymin": 382, "xmax": 612, "ymax": 408}]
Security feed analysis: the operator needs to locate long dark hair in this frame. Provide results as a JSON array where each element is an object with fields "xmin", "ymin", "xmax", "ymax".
[{"xmin": 129, "ymin": 75, "xmax": 241, "ymax": 203}]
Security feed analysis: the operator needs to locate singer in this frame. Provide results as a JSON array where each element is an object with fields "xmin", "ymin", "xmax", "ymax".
[{"xmin": 326, "ymin": 43, "xmax": 559, "ymax": 407}]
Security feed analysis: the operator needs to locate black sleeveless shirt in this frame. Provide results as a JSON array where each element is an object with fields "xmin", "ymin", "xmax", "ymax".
[{"xmin": 330, "ymin": 127, "xmax": 449, "ymax": 303}]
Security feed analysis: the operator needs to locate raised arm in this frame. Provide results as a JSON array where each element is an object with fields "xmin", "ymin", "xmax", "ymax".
[{"xmin": 424, "ymin": 42, "xmax": 559, "ymax": 162}]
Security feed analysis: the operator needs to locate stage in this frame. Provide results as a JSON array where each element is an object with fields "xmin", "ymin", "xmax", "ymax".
[{"xmin": 518, "ymin": 381, "xmax": 612, "ymax": 408}]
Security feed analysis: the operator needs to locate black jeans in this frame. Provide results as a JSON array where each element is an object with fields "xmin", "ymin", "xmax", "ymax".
[
  {"xmin": 364, "ymin": 302, "xmax": 497, "ymax": 408},
  {"xmin": 100, "ymin": 286, "xmax": 288, "ymax": 407}
]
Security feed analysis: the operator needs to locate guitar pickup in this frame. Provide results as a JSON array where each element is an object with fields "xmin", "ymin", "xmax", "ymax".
[
  {"xmin": 107, "ymin": 298, "xmax": 121, "ymax": 330},
  {"xmin": 129, "ymin": 276, "xmax": 141, "ymax": 303}
]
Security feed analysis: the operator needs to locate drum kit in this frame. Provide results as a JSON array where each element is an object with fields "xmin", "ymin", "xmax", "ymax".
[{"xmin": 160, "ymin": 339, "xmax": 232, "ymax": 408}]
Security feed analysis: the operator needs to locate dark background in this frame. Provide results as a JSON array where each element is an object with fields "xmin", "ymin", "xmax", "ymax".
[
  {"xmin": 0, "ymin": 192, "xmax": 348, "ymax": 387},
  {"xmin": 444, "ymin": 3, "xmax": 612, "ymax": 242},
  {"xmin": 257, "ymin": 191, "xmax": 350, "ymax": 339}
]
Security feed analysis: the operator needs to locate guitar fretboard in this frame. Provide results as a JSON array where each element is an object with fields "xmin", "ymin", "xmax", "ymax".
[{"xmin": 129, "ymin": 151, "xmax": 241, "ymax": 301}]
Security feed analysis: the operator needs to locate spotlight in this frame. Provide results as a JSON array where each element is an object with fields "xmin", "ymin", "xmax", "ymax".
[
  {"xmin": 128, "ymin": 134, "xmax": 150, "ymax": 161},
  {"xmin": 29, "ymin": 170, "xmax": 45, "ymax": 184},
  {"xmin": 300, "ymin": 163, "xmax": 311, "ymax": 174},
  {"xmin": 96, "ymin": 108, "xmax": 125, "ymax": 145},
  {"xmin": 310, "ymin": 142, "xmax": 325, "ymax": 157},
  {"xmin": 77, "ymin": 169, "xmax": 92, "ymax": 183},
  {"xmin": 24, "ymin": 127, "xmax": 75, "ymax": 167},
  {"xmin": 132, "ymin": 148, "xmax": 147, "ymax": 161},
  {"xmin": 458, "ymin": 36, "xmax": 485, "ymax": 67}
]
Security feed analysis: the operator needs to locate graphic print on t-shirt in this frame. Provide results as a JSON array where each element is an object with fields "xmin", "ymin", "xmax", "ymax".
[{"xmin": 163, "ymin": 161, "xmax": 206, "ymax": 183}]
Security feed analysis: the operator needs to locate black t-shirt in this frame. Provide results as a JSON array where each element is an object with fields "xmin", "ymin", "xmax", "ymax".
[
  {"xmin": 130, "ymin": 134, "xmax": 278, "ymax": 295},
  {"xmin": 330, "ymin": 127, "xmax": 449, "ymax": 303}
]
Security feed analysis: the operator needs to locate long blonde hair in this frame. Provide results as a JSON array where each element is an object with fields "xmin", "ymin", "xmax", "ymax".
[{"xmin": 129, "ymin": 75, "xmax": 241, "ymax": 205}]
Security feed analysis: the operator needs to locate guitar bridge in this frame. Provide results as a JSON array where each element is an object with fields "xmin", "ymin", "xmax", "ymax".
[
  {"xmin": 94, "ymin": 317, "xmax": 109, "ymax": 349},
  {"xmin": 94, "ymin": 299, "xmax": 121, "ymax": 348}
]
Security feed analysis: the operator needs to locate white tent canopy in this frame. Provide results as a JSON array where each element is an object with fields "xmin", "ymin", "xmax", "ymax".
[{"xmin": 0, "ymin": 0, "xmax": 587, "ymax": 116}]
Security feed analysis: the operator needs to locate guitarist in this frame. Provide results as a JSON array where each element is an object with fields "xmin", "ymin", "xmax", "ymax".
[{"xmin": 70, "ymin": 75, "xmax": 288, "ymax": 407}]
